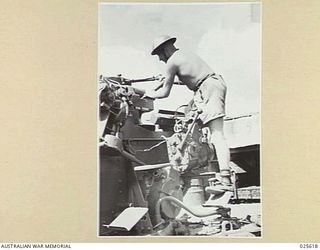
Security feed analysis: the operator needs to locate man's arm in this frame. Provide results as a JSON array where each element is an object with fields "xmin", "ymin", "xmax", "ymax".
[
  {"xmin": 145, "ymin": 64, "xmax": 176, "ymax": 99},
  {"xmin": 153, "ymin": 79, "xmax": 166, "ymax": 91}
]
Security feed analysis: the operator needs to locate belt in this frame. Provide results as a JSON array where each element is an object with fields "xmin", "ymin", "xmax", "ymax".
[{"xmin": 193, "ymin": 73, "xmax": 218, "ymax": 92}]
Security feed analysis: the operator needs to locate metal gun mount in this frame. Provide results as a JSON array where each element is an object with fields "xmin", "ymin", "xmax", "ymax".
[{"xmin": 99, "ymin": 74, "xmax": 159, "ymax": 142}]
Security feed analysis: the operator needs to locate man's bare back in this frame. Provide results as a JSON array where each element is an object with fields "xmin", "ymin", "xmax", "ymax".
[{"xmin": 167, "ymin": 50, "xmax": 214, "ymax": 90}]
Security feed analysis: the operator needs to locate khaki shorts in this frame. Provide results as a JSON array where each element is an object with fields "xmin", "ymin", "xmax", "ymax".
[{"xmin": 193, "ymin": 75, "xmax": 227, "ymax": 125}]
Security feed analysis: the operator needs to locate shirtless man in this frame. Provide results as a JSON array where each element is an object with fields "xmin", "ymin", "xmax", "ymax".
[{"xmin": 144, "ymin": 35, "xmax": 232, "ymax": 194}]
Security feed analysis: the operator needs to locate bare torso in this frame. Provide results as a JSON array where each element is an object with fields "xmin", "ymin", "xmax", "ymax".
[{"xmin": 167, "ymin": 50, "xmax": 214, "ymax": 90}]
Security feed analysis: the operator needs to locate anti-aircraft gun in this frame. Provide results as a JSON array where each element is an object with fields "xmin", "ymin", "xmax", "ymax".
[{"xmin": 99, "ymin": 74, "xmax": 237, "ymax": 236}]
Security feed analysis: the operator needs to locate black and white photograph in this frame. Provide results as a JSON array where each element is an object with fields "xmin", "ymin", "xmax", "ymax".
[{"xmin": 98, "ymin": 2, "xmax": 261, "ymax": 237}]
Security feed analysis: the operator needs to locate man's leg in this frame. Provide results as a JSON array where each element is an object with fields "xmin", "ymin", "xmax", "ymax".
[{"xmin": 206, "ymin": 117, "xmax": 232, "ymax": 186}]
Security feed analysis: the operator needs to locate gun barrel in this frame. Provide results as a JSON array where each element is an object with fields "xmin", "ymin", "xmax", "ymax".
[{"xmin": 128, "ymin": 77, "xmax": 157, "ymax": 83}]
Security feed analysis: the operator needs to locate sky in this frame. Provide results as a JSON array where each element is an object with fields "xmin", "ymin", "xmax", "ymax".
[{"xmin": 99, "ymin": 3, "xmax": 261, "ymax": 117}]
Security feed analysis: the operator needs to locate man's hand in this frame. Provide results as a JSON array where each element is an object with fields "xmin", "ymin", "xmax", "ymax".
[
  {"xmin": 141, "ymin": 89, "xmax": 156, "ymax": 99},
  {"xmin": 155, "ymin": 74, "xmax": 165, "ymax": 82}
]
